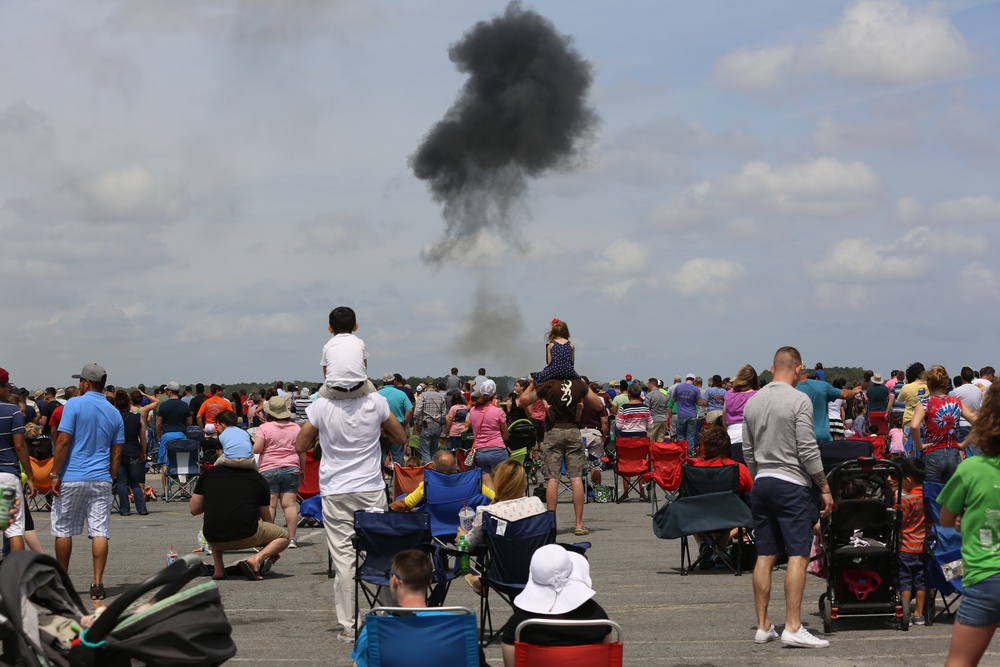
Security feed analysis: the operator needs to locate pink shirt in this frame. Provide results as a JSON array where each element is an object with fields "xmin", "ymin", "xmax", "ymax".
[
  {"xmin": 888, "ymin": 427, "xmax": 905, "ymax": 453},
  {"xmin": 469, "ymin": 405, "xmax": 506, "ymax": 450},
  {"xmin": 254, "ymin": 421, "xmax": 303, "ymax": 473},
  {"xmin": 447, "ymin": 404, "xmax": 469, "ymax": 437}
]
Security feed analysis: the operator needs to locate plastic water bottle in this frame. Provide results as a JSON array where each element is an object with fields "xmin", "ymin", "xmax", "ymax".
[
  {"xmin": 167, "ymin": 544, "xmax": 177, "ymax": 566},
  {"xmin": 456, "ymin": 535, "xmax": 470, "ymax": 575},
  {"xmin": 0, "ymin": 484, "xmax": 17, "ymax": 530}
]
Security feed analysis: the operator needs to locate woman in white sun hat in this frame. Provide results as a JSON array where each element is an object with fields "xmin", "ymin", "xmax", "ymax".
[{"xmin": 500, "ymin": 544, "xmax": 613, "ymax": 666}]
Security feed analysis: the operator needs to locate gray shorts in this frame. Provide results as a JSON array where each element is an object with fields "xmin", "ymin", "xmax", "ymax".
[{"xmin": 51, "ymin": 481, "xmax": 112, "ymax": 539}]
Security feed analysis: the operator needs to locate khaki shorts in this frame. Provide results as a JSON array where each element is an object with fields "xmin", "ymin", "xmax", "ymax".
[
  {"xmin": 542, "ymin": 427, "xmax": 587, "ymax": 480},
  {"xmin": 647, "ymin": 421, "xmax": 667, "ymax": 443},
  {"xmin": 211, "ymin": 519, "xmax": 288, "ymax": 551}
]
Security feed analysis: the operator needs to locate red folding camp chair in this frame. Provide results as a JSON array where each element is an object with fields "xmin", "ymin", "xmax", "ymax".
[
  {"xmin": 612, "ymin": 437, "xmax": 649, "ymax": 503},
  {"xmin": 296, "ymin": 450, "xmax": 321, "ymax": 502},
  {"xmin": 868, "ymin": 411, "xmax": 888, "ymax": 436},
  {"xmin": 514, "ymin": 619, "xmax": 623, "ymax": 667},
  {"xmin": 647, "ymin": 441, "xmax": 687, "ymax": 513},
  {"xmin": 856, "ymin": 434, "xmax": 886, "ymax": 459}
]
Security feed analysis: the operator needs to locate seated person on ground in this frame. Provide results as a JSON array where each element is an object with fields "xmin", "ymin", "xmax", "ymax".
[
  {"xmin": 351, "ymin": 549, "xmax": 488, "ymax": 667},
  {"xmin": 388, "ymin": 450, "xmax": 495, "ymax": 513},
  {"xmin": 459, "ymin": 459, "xmax": 546, "ymax": 595},
  {"xmin": 190, "ymin": 454, "xmax": 289, "ymax": 580},
  {"xmin": 214, "ymin": 410, "xmax": 256, "ymax": 468},
  {"xmin": 690, "ymin": 426, "xmax": 753, "ymax": 566},
  {"xmin": 501, "ymin": 544, "xmax": 612, "ymax": 667}
]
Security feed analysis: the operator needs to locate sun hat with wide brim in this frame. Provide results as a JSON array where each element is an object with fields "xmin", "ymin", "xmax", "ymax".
[
  {"xmin": 513, "ymin": 545, "xmax": 595, "ymax": 615},
  {"xmin": 264, "ymin": 396, "xmax": 292, "ymax": 420}
]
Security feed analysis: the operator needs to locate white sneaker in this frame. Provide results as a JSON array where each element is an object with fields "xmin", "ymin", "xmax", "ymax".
[
  {"xmin": 288, "ymin": 538, "xmax": 298, "ymax": 549},
  {"xmin": 336, "ymin": 632, "xmax": 355, "ymax": 644},
  {"xmin": 781, "ymin": 626, "xmax": 829, "ymax": 648},
  {"xmin": 754, "ymin": 625, "xmax": 779, "ymax": 644}
]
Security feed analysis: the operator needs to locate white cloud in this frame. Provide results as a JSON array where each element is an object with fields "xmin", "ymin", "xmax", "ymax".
[
  {"xmin": 176, "ymin": 312, "xmax": 308, "ymax": 342},
  {"xmin": 714, "ymin": 0, "xmax": 978, "ymax": 91},
  {"xmin": 651, "ymin": 158, "xmax": 881, "ymax": 227},
  {"xmin": 812, "ymin": 112, "xmax": 919, "ymax": 152},
  {"xmin": 713, "ymin": 45, "xmax": 798, "ymax": 91},
  {"xmin": 959, "ymin": 261, "xmax": 999, "ymax": 302},
  {"xmin": 600, "ymin": 279, "xmax": 634, "ymax": 299},
  {"xmin": 815, "ymin": 282, "xmax": 869, "ymax": 310},
  {"xmin": 10, "ymin": 164, "xmax": 186, "ymax": 224},
  {"xmin": 892, "ymin": 195, "xmax": 1000, "ymax": 226},
  {"xmin": 589, "ymin": 239, "xmax": 650, "ymax": 275},
  {"xmin": 669, "ymin": 258, "xmax": 745, "ymax": 296}
]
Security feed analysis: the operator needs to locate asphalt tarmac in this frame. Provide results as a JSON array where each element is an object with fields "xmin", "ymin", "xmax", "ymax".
[{"xmin": 22, "ymin": 478, "xmax": 994, "ymax": 667}]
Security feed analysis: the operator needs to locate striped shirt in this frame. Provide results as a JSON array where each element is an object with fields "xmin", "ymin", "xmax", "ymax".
[
  {"xmin": 900, "ymin": 486, "xmax": 927, "ymax": 554},
  {"xmin": 616, "ymin": 403, "xmax": 652, "ymax": 436},
  {"xmin": 0, "ymin": 403, "xmax": 25, "ymax": 475}
]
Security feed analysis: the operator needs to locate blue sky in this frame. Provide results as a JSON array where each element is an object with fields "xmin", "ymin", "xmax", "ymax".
[{"xmin": 2, "ymin": 1, "xmax": 999, "ymax": 388}]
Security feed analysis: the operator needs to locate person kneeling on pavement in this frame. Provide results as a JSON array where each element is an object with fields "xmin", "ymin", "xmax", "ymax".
[{"xmin": 189, "ymin": 451, "xmax": 288, "ymax": 581}]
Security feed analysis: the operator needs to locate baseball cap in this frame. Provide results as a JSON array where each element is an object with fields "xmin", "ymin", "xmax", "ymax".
[
  {"xmin": 0, "ymin": 368, "xmax": 8, "ymax": 385},
  {"xmin": 382, "ymin": 372, "xmax": 396, "ymax": 384},
  {"xmin": 685, "ymin": 373, "xmax": 696, "ymax": 380},
  {"xmin": 415, "ymin": 384, "xmax": 425, "ymax": 392},
  {"xmin": 72, "ymin": 363, "xmax": 107, "ymax": 383},
  {"xmin": 166, "ymin": 381, "xmax": 181, "ymax": 392}
]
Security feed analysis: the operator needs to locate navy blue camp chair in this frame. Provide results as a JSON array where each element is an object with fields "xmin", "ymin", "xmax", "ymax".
[
  {"xmin": 478, "ymin": 510, "xmax": 557, "ymax": 647},
  {"xmin": 352, "ymin": 511, "xmax": 434, "ymax": 632},
  {"xmin": 820, "ymin": 440, "xmax": 874, "ymax": 475},
  {"xmin": 163, "ymin": 438, "xmax": 202, "ymax": 502},
  {"xmin": 358, "ymin": 606, "xmax": 480, "ymax": 667},
  {"xmin": 652, "ymin": 464, "xmax": 752, "ymax": 576}
]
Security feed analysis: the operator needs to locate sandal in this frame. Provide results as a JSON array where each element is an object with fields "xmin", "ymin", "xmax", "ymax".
[
  {"xmin": 238, "ymin": 560, "xmax": 262, "ymax": 581},
  {"xmin": 259, "ymin": 555, "xmax": 280, "ymax": 577},
  {"xmin": 574, "ymin": 526, "xmax": 590, "ymax": 536},
  {"xmin": 464, "ymin": 573, "xmax": 483, "ymax": 597},
  {"xmin": 90, "ymin": 583, "xmax": 106, "ymax": 600}
]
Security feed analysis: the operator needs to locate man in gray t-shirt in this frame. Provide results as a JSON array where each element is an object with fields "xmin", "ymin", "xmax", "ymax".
[
  {"xmin": 643, "ymin": 378, "xmax": 669, "ymax": 442},
  {"xmin": 742, "ymin": 346, "xmax": 834, "ymax": 649}
]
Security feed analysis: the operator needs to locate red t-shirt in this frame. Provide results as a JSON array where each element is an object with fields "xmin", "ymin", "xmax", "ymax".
[
  {"xmin": 689, "ymin": 456, "xmax": 753, "ymax": 494},
  {"xmin": 49, "ymin": 404, "xmax": 66, "ymax": 435}
]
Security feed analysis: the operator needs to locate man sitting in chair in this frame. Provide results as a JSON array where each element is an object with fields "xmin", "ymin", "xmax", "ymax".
[
  {"xmin": 388, "ymin": 451, "xmax": 495, "ymax": 512},
  {"xmin": 190, "ymin": 455, "xmax": 289, "ymax": 581},
  {"xmin": 351, "ymin": 549, "xmax": 488, "ymax": 667}
]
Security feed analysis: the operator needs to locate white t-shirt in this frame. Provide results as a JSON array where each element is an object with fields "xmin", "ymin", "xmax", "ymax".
[
  {"xmin": 972, "ymin": 378, "xmax": 992, "ymax": 393},
  {"xmin": 828, "ymin": 398, "xmax": 844, "ymax": 420},
  {"xmin": 306, "ymin": 393, "xmax": 389, "ymax": 496},
  {"xmin": 951, "ymin": 384, "xmax": 984, "ymax": 427},
  {"xmin": 320, "ymin": 334, "xmax": 368, "ymax": 388},
  {"xmin": 472, "ymin": 374, "xmax": 488, "ymax": 392}
]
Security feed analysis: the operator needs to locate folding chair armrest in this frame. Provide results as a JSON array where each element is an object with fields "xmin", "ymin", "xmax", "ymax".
[{"xmin": 514, "ymin": 618, "xmax": 622, "ymax": 643}]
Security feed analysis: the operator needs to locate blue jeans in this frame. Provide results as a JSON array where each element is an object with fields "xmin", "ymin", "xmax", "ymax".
[
  {"xmin": 957, "ymin": 572, "xmax": 1000, "ymax": 627},
  {"xmin": 418, "ymin": 422, "xmax": 443, "ymax": 465},
  {"xmin": 677, "ymin": 417, "xmax": 699, "ymax": 456},
  {"xmin": 923, "ymin": 447, "xmax": 962, "ymax": 484},
  {"xmin": 116, "ymin": 455, "xmax": 147, "ymax": 515}
]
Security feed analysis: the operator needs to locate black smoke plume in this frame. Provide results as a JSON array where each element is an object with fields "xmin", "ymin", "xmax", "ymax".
[{"xmin": 411, "ymin": 2, "xmax": 598, "ymax": 264}]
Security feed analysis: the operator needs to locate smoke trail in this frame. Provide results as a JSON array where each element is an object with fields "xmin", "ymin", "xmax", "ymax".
[
  {"xmin": 454, "ymin": 282, "xmax": 534, "ymax": 374},
  {"xmin": 411, "ymin": 1, "xmax": 598, "ymax": 264}
]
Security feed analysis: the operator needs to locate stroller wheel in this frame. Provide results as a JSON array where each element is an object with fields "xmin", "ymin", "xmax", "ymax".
[
  {"xmin": 899, "ymin": 601, "xmax": 910, "ymax": 631},
  {"xmin": 821, "ymin": 594, "xmax": 833, "ymax": 634}
]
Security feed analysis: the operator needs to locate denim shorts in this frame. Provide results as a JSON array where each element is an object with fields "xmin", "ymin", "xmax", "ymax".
[
  {"xmin": 474, "ymin": 447, "xmax": 509, "ymax": 474},
  {"xmin": 261, "ymin": 466, "xmax": 301, "ymax": 495},
  {"xmin": 957, "ymin": 572, "xmax": 1000, "ymax": 627}
]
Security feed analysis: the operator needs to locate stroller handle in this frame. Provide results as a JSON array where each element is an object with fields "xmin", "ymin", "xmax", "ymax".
[{"xmin": 83, "ymin": 554, "xmax": 205, "ymax": 643}]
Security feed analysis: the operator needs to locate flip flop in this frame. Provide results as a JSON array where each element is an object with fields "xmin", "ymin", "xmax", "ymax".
[
  {"xmin": 259, "ymin": 555, "xmax": 280, "ymax": 577},
  {"xmin": 238, "ymin": 560, "xmax": 262, "ymax": 581}
]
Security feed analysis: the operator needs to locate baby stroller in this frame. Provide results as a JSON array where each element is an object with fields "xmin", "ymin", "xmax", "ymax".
[
  {"xmin": 0, "ymin": 552, "xmax": 236, "ymax": 666},
  {"xmin": 818, "ymin": 458, "xmax": 907, "ymax": 632}
]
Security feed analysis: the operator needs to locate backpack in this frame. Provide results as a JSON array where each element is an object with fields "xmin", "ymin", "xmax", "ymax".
[{"xmin": 453, "ymin": 408, "xmax": 468, "ymax": 424}]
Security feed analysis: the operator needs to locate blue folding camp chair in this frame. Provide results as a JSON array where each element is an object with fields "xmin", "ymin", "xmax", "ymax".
[
  {"xmin": 163, "ymin": 438, "xmax": 201, "ymax": 502},
  {"xmin": 357, "ymin": 606, "xmax": 480, "ymax": 667},
  {"xmin": 478, "ymin": 510, "xmax": 557, "ymax": 647},
  {"xmin": 422, "ymin": 469, "xmax": 491, "ymax": 540},
  {"xmin": 924, "ymin": 481, "xmax": 963, "ymax": 625},
  {"xmin": 820, "ymin": 439, "xmax": 874, "ymax": 475},
  {"xmin": 353, "ymin": 511, "xmax": 439, "ymax": 633}
]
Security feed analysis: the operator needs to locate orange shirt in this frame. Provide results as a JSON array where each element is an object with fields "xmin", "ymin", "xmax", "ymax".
[
  {"xmin": 900, "ymin": 486, "xmax": 927, "ymax": 554},
  {"xmin": 198, "ymin": 396, "xmax": 233, "ymax": 426}
]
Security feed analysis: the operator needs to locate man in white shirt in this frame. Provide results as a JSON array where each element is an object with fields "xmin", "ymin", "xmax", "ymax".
[
  {"xmin": 952, "ymin": 367, "xmax": 984, "ymax": 444},
  {"xmin": 295, "ymin": 392, "xmax": 406, "ymax": 643},
  {"xmin": 972, "ymin": 366, "xmax": 994, "ymax": 392}
]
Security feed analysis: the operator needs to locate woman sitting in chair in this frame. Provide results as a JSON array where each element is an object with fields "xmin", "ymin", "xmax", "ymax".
[
  {"xmin": 459, "ymin": 459, "xmax": 546, "ymax": 594},
  {"xmin": 501, "ymin": 544, "xmax": 613, "ymax": 667},
  {"xmin": 689, "ymin": 426, "xmax": 753, "ymax": 568}
]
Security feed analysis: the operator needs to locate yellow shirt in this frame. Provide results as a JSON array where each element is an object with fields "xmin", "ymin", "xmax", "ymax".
[
  {"xmin": 898, "ymin": 380, "xmax": 928, "ymax": 425},
  {"xmin": 403, "ymin": 481, "xmax": 496, "ymax": 509}
]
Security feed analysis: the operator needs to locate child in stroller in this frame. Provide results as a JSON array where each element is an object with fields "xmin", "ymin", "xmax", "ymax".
[{"xmin": 819, "ymin": 458, "xmax": 908, "ymax": 633}]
